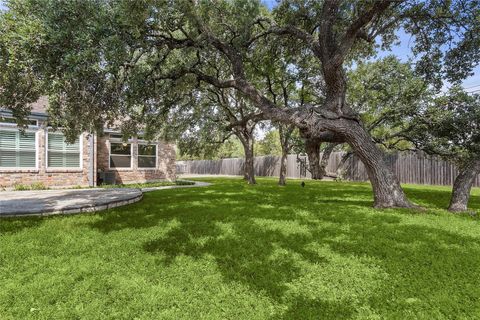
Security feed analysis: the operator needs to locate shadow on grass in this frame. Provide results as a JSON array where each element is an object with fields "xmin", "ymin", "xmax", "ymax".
[
  {"xmin": 403, "ymin": 184, "xmax": 480, "ymax": 211},
  {"xmin": 0, "ymin": 216, "xmax": 44, "ymax": 234},
  {"xmin": 87, "ymin": 179, "xmax": 480, "ymax": 317}
]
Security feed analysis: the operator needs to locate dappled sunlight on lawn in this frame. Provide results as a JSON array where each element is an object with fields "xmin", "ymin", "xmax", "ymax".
[{"xmin": 0, "ymin": 178, "xmax": 479, "ymax": 319}]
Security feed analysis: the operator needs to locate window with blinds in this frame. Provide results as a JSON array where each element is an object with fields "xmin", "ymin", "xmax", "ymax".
[
  {"xmin": 138, "ymin": 144, "xmax": 157, "ymax": 168},
  {"xmin": 110, "ymin": 143, "xmax": 131, "ymax": 168},
  {"xmin": 0, "ymin": 130, "xmax": 37, "ymax": 168},
  {"xmin": 47, "ymin": 133, "xmax": 81, "ymax": 168}
]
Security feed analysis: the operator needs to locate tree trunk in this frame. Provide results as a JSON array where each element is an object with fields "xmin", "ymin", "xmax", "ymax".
[
  {"xmin": 319, "ymin": 143, "xmax": 337, "ymax": 178},
  {"xmin": 448, "ymin": 160, "xmax": 480, "ymax": 212},
  {"xmin": 278, "ymin": 148, "xmax": 288, "ymax": 186},
  {"xmin": 319, "ymin": 48, "xmax": 412, "ymax": 207},
  {"xmin": 278, "ymin": 124, "xmax": 294, "ymax": 186},
  {"xmin": 240, "ymin": 136, "xmax": 256, "ymax": 185},
  {"xmin": 305, "ymin": 137, "xmax": 323, "ymax": 179},
  {"xmin": 336, "ymin": 120, "xmax": 416, "ymax": 208},
  {"xmin": 231, "ymin": 70, "xmax": 414, "ymax": 208},
  {"xmin": 342, "ymin": 121, "xmax": 414, "ymax": 208}
]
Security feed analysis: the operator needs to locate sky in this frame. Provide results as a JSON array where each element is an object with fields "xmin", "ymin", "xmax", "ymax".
[{"xmin": 1, "ymin": 0, "xmax": 479, "ymax": 93}]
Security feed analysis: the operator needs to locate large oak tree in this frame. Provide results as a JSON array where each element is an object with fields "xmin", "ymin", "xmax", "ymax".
[{"xmin": 1, "ymin": 0, "xmax": 480, "ymax": 208}]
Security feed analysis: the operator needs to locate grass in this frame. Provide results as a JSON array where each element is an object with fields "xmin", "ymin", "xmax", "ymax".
[
  {"xmin": 99, "ymin": 179, "xmax": 194, "ymax": 189},
  {"xmin": 0, "ymin": 177, "xmax": 479, "ymax": 319}
]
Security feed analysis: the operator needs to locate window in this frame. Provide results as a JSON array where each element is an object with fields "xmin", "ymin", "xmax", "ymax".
[
  {"xmin": 110, "ymin": 143, "xmax": 131, "ymax": 168},
  {"xmin": 138, "ymin": 144, "xmax": 157, "ymax": 168},
  {"xmin": 47, "ymin": 133, "xmax": 81, "ymax": 168},
  {"xmin": 0, "ymin": 130, "xmax": 36, "ymax": 168}
]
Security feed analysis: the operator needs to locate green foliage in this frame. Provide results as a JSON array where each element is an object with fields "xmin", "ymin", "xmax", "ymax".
[
  {"xmin": 178, "ymin": 135, "xmax": 245, "ymax": 160},
  {"xmin": 12, "ymin": 183, "xmax": 29, "ymax": 191},
  {"xmin": 1, "ymin": 0, "xmax": 480, "ymax": 162},
  {"xmin": 215, "ymin": 136, "xmax": 246, "ymax": 159},
  {"xmin": 0, "ymin": 2, "xmax": 43, "ymax": 125},
  {"xmin": 401, "ymin": 0, "xmax": 480, "ymax": 87},
  {"xmin": 407, "ymin": 87, "xmax": 480, "ymax": 167},
  {"xmin": 1, "ymin": 178, "xmax": 479, "ymax": 319},
  {"xmin": 274, "ymin": 0, "xmax": 480, "ymax": 89},
  {"xmin": 347, "ymin": 56, "xmax": 429, "ymax": 151},
  {"xmin": 256, "ymin": 129, "xmax": 282, "ymax": 156},
  {"xmin": 347, "ymin": 58, "xmax": 480, "ymax": 167},
  {"xmin": 174, "ymin": 180, "xmax": 196, "ymax": 186},
  {"xmin": 30, "ymin": 182, "xmax": 48, "ymax": 190},
  {"xmin": 12, "ymin": 182, "xmax": 48, "ymax": 191}
]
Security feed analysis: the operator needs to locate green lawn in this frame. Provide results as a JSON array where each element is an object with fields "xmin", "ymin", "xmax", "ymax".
[{"xmin": 1, "ymin": 178, "xmax": 479, "ymax": 319}]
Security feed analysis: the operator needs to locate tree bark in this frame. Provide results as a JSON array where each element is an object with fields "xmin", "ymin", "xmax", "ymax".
[
  {"xmin": 279, "ymin": 147, "xmax": 288, "ymax": 186},
  {"xmin": 341, "ymin": 121, "xmax": 414, "ymax": 208},
  {"xmin": 448, "ymin": 159, "xmax": 480, "ymax": 212},
  {"xmin": 305, "ymin": 137, "xmax": 322, "ymax": 179},
  {"xmin": 278, "ymin": 124, "xmax": 294, "ymax": 186},
  {"xmin": 238, "ymin": 134, "xmax": 256, "ymax": 185},
  {"xmin": 319, "ymin": 143, "xmax": 337, "ymax": 178}
]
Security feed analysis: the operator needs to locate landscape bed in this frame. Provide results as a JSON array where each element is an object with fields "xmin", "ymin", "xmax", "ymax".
[
  {"xmin": 99, "ymin": 180, "xmax": 195, "ymax": 189},
  {"xmin": 0, "ymin": 177, "xmax": 479, "ymax": 319}
]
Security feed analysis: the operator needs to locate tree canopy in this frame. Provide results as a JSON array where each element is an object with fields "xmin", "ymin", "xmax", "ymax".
[{"xmin": 1, "ymin": 0, "xmax": 480, "ymax": 208}]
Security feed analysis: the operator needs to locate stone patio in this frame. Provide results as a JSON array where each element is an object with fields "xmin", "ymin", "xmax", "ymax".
[
  {"xmin": 0, "ymin": 181, "xmax": 211, "ymax": 217},
  {"xmin": 0, "ymin": 188, "xmax": 143, "ymax": 217}
]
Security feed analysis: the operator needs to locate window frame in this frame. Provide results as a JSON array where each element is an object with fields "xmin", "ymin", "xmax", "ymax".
[
  {"xmin": 46, "ymin": 131, "xmax": 83, "ymax": 170},
  {"xmin": 137, "ymin": 143, "xmax": 158, "ymax": 170},
  {"xmin": 108, "ymin": 141, "xmax": 133, "ymax": 170},
  {"xmin": 0, "ymin": 127, "xmax": 38, "ymax": 170}
]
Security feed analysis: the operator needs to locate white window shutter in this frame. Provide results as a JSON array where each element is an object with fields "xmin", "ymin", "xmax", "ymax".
[
  {"xmin": 47, "ymin": 133, "xmax": 80, "ymax": 168},
  {"xmin": 0, "ymin": 130, "xmax": 36, "ymax": 168}
]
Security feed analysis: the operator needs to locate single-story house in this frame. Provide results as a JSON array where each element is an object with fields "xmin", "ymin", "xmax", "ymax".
[{"xmin": 0, "ymin": 97, "xmax": 176, "ymax": 188}]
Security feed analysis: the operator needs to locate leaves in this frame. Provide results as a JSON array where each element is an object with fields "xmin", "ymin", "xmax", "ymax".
[{"xmin": 407, "ymin": 86, "xmax": 480, "ymax": 166}]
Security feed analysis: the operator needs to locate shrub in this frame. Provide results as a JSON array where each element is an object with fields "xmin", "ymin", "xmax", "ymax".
[
  {"xmin": 175, "ymin": 180, "xmax": 195, "ymax": 185},
  {"xmin": 12, "ymin": 182, "xmax": 49, "ymax": 191},
  {"xmin": 13, "ymin": 184, "xmax": 30, "ymax": 191},
  {"xmin": 30, "ymin": 182, "xmax": 48, "ymax": 190}
]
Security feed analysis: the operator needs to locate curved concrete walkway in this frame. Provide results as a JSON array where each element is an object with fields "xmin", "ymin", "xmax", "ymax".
[{"xmin": 0, "ymin": 181, "xmax": 210, "ymax": 217}]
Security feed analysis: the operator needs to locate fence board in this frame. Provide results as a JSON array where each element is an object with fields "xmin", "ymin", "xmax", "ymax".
[{"xmin": 176, "ymin": 151, "xmax": 480, "ymax": 187}]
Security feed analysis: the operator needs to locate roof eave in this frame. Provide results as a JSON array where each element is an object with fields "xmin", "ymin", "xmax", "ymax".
[{"xmin": 0, "ymin": 109, "xmax": 49, "ymax": 121}]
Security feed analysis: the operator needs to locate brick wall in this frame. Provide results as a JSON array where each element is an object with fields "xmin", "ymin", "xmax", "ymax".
[
  {"xmin": 0, "ymin": 125, "xmax": 176, "ymax": 188},
  {"xmin": 0, "ymin": 121, "xmax": 93, "ymax": 188},
  {"xmin": 97, "ymin": 134, "xmax": 176, "ymax": 185}
]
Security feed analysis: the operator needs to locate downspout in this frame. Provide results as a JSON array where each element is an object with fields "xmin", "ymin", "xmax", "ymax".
[
  {"xmin": 88, "ymin": 133, "xmax": 95, "ymax": 187},
  {"xmin": 42, "ymin": 121, "xmax": 47, "ymax": 174}
]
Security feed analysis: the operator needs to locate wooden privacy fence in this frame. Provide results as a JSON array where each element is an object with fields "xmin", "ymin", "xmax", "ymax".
[{"xmin": 176, "ymin": 151, "xmax": 480, "ymax": 187}]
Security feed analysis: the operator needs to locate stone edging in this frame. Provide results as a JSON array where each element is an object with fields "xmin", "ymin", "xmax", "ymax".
[{"xmin": 40, "ymin": 194, "xmax": 144, "ymax": 218}]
